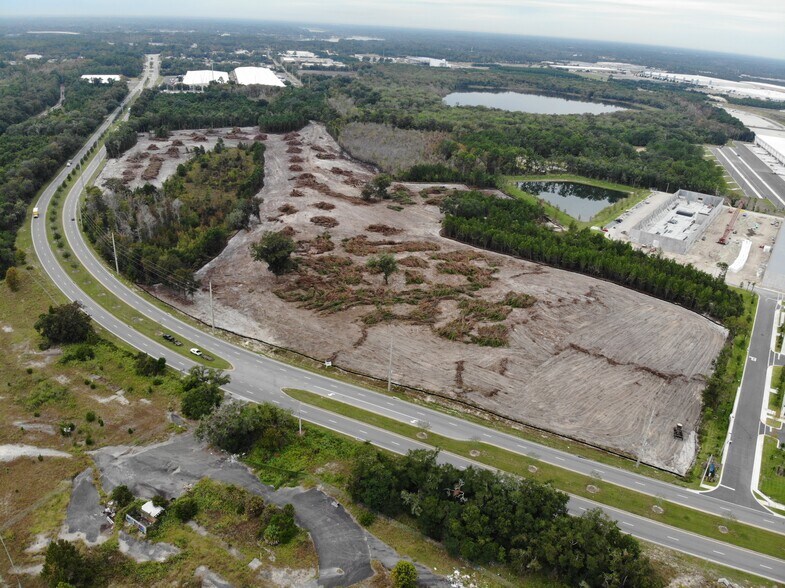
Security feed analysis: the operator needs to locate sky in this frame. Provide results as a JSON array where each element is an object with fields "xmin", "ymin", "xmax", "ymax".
[{"xmin": 3, "ymin": 0, "xmax": 784, "ymax": 60}]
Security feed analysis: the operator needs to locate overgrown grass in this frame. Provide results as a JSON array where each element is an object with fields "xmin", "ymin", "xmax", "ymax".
[
  {"xmin": 502, "ymin": 174, "xmax": 649, "ymax": 228},
  {"xmin": 760, "ymin": 436, "xmax": 785, "ymax": 506},
  {"xmin": 772, "ymin": 366, "xmax": 783, "ymax": 414},
  {"xmin": 285, "ymin": 388, "xmax": 785, "ymax": 561}
]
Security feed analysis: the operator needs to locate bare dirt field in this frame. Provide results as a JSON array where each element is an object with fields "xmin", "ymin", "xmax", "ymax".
[{"xmin": 157, "ymin": 123, "xmax": 727, "ymax": 475}]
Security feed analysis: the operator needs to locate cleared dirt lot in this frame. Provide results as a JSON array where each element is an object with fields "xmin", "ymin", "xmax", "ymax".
[{"xmin": 158, "ymin": 123, "xmax": 727, "ymax": 475}]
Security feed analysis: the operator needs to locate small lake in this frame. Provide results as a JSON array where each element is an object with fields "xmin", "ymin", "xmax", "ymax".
[
  {"xmin": 517, "ymin": 181, "xmax": 628, "ymax": 221},
  {"xmin": 444, "ymin": 91, "xmax": 627, "ymax": 115}
]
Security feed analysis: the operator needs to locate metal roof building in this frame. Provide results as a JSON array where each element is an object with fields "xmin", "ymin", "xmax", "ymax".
[
  {"xmin": 81, "ymin": 74, "xmax": 121, "ymax": 83},
  {"xmin": 182, "ymin": 70, "xmax": 229, "ymax": 86},
  {"xmin": 232, "ymin": 67, "xmax": 285, "ymax": 87}
]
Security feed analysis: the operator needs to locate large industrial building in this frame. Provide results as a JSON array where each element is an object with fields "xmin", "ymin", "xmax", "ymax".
[
  {"xmin": 231, "ymin": 66, "xmax": 285, "ymax": 87},
  {"xmin": 182, "ymin": 70, "xmax": 229, "ymax": 88},
  {"xmin": 756, "ymin": 134, "xmax": 785, "ymax": 167},
  {"xmin": 629, "ymin": 190, "xmax": 723, "ymax": 254}
]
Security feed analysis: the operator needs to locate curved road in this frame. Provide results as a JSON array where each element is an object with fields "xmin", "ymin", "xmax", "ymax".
[{"xmin": 30, "ymin": 59, "xmax": 784, "ymax": 581}]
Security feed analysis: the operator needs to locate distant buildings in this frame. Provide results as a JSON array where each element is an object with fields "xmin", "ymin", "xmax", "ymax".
[
  {"xmin": 80, "ymin": 74, "xmax": 122, "ymax": 84},
  {"xmin": 182, "ymin": 70, "xmax": 229, "ymax": 88},
  {"xmin": 181, "ymin": 67, "xmax": 286, "ymax": 89},
  {"xmin": 279, "ymin": 50, "xmax": 345, "ymax": 69},
  {"xmin": 756, "ymin": 134, "xmax": 785, "ymax": 167},
  {"xmin": 231, "ymin": 66, "xmax": 285, "ymax": 87}
]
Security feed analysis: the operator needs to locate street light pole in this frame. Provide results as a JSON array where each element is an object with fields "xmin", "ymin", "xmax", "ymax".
[{"xmin": 387, "ymin": 331, "xmax": 393, "ymax": 392}]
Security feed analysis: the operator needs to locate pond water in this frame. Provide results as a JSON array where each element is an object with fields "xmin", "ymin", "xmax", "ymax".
[
  {"xmin": 443, "ymin": 91, "xmax": 627, "ymax": 115},
  {"xmin": 517, "ymin": 181, "xmax": 628, "ymax": 221}
]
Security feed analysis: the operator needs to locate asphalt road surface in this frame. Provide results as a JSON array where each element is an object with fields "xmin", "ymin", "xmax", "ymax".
[
  {"xmin": 708, "ymin": 293, "xmax": 779, "ymax": 509},
  {"xmin": 29, "ymin": 59, "xmax": 785, "ymax": 581},
  {"xmin": 712, "ymin": 143, "xmax": 785, "ymax": 208}
]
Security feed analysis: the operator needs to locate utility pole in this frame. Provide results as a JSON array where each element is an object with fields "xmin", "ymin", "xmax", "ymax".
[
  {"xmin": 387, "ymin": 331, "xmax": 393, "ymax": 392},
  {"xmin": 0, "ymin": 532, "xmax": 22, "ymax": 588},
  {"xmin": 636, "ymin": 404, "xmax": 657, "ymax": 468},
  {"xmin": 209, "ymin": 280, "xmax": 215, "ymax": 333},
  {"xmin": 298, "ymin": 401, "xmax": 303, "ymax": 436},
  {"xmin": 111, "ymin": 231, "xmax": 119, "ymax": 274}
]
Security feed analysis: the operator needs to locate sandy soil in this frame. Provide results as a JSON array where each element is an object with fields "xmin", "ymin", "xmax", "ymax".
[
  {"xmin": 158, "ymin": 123, "xmax": 727, "ymax": 474},
  {"xmin": 0, "ymin": 444, "xmax": 71, "ymax": 461}
]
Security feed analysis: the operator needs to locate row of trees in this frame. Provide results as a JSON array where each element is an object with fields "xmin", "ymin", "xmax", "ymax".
[
  {"xmin": 350, "ymin": 448, "xmax": 661, "ymax": 587},
  {"xmin": 440, "ymin": 192, "xmax": 744, "ymax": 321}
]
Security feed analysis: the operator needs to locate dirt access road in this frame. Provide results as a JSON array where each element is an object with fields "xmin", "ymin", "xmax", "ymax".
[{"xmin": 149, "ymin": 123, "xmax": 726, "ymax": 475}]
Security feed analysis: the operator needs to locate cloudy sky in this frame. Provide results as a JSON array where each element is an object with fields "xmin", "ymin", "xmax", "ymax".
[{"xmin": 5, "ymin": 0, "xmax": 784, "ymax": 60}]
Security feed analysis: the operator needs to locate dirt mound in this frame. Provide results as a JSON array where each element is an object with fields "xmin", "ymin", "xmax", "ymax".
[
  {"xmin": 310, "ymin": 216, "xmax": 339, "ymax": 228},
  {"xmin": 366, "ymin": 224, "xmax": 402, "ymax": 236},
  {"xmin": 312, "ymin": 201, "xmax": 336, "ymax": 211}
]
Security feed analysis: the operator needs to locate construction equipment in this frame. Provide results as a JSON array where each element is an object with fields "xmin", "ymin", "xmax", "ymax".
[
  {"xmin": 673, "ymin": 423, "xmax": 684, "ymax": 440},
  {"xmin": 718, "ymin": 201, "xmax": 746, "ymax": 245}
]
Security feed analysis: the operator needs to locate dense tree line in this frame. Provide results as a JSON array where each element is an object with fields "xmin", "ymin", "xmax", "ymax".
[
  {"xmin": 0, "ymin": 79, "xmax": 127, "ymax": 278},
  {"xmin": 83, "ymin": 142, "xmax": 264, "ymax": 292},
  {"xmin": 440, "ymin": 191, "xmax": 743, "ymax": 321},
  {"xmin": 257, "ymin": 83, "xmax": 335, "ymax": 133},
  {"xmin": 726, "ymin": 96, "xmax": 785, "ymax": 110},
  {"xmin": 130, "ymin": 87, "xmax": 269, "ymax": 131},
  {"xmin": 104, "ymin": 122, "xmax": 138, "ymax": 158},
  {"xmin": 351, "ymin": 448, "xmax": 662, "ymax": 587}
]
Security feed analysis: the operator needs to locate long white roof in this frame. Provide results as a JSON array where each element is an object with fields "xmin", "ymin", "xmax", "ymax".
[
  {"xmin": 81, "ymin": 74, "xmax": 121, "ymax": 83},
  {"xmin": 232, "ymin": 67, "xmax": 285, "ymax": 87},
  {"xmin": 183, "ymin": 70, "xmax": 229, "ymax": 85}
]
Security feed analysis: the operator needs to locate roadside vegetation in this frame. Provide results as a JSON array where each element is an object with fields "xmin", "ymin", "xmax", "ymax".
[{"xmin": 82, "ymin": 141, "xmax": 265, "ymax": 292}]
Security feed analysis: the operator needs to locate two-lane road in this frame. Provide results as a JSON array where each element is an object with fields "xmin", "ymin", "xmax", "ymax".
[{"xmin": 29, "ymin": 63, "xmax": 785, "ymax": 581}]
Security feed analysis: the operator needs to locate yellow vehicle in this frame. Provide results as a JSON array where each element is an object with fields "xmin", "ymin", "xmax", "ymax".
[{"xmin": 32, "ymin": 207, "xmax": 39, "ymax": 219}]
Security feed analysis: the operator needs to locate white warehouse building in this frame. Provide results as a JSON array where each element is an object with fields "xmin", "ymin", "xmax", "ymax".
[
  {"xmin": 182, "ymin": 70, "xmax": 229, "ymax": 88},
  {"xmin": 81, "ymin": 74, "xmax": 122, "ymax": 83},
  {"xmin": 756, "ymin": 134, "xmax": 785, "ymax": 167},
  {"xmin": 231, "ymin": 67, "xmax": 285, "ymax": 87}
]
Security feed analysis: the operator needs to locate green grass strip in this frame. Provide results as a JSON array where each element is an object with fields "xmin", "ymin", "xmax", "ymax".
[{"xmin": 285, "ymin": 388, "xmax": 785, "ymax": 560}]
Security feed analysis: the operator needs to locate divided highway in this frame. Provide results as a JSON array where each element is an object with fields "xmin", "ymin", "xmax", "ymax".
[{"xmin": 30, "ymin": 63, "xmax": 782, "ymax": 581}]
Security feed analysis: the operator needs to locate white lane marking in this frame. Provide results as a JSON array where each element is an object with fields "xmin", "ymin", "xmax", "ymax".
[
  {"xmin": 447, "ymin": 422, "xmax": 457, "ymax": 427},
  {"xmin": 304, "ymin": 376, "xmax": 312, "ymax": 380},
  {"xmin": 516, "ymin": 444, "xmax": 526, "ymax": 449},
  {"xmin": 764, "ymin": 519, "xmax": 775, "ymax": 524},
  {"xmin": 390, "ymin": 441, "xmax": 400, "ymax": 446},
  {"xmin": 677, "ymin": 494, "xmax": 689, "ymax": 499},
  {"xmin": 300, "ymin": 410, "xmax": 308, "ymax": 414},
  {"xmin": 635, "ymin": 481, "xmax": 646, "ymax": 487},
  {"xmin": 579, "ymin": 506, "xmax": 586, "ymax": 511},
  {"xmin": 278, "ymin": 368, "xmax": 286, "ymax": 372},
  {"xmin": 713, "ymin": 550, "xmax": 725, "ymax": 556},
  {"xmin": 666, "ymin": 536, "xmax": 679, "ymax": 542},
  {"xmin": 482, "ymin": 433, "xmax": 492, "ymax": 438},
  {"xmin": 357, "ymin": 393, "xmax": 365, "ymax": 398},
  {"xmin": 552, "ymin": 456, "xmax": 565, "ymax": 462},
  {"xmin": 271, "ymin": 400, "xmax": 280, "ymax": 405},
  {"xmin": 385, "ymin": 402, "xmax": 394, "ymax": 407},
  {"xmin": 328, "ymin": 419, "xmax": 338, "ymax": 424},
  {"xmin": 359, "ymin": 430, "xmax": 368, "ymax": 434},
  {"xmin": 622, "ymin": 522, "xmax": 634, "ymax": 527},
  {"xmin": 760, "ymin": 564, "xmax": 773, "ymax": 570}
]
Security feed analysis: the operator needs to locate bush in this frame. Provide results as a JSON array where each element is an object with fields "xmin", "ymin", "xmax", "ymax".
[
  {"xmin": 391, "ymin": 560, "xmax": 418, "ymax": 588},
  {"xmin": 61, "ymin": 343, "xmax": 95, "ymax": 363},
  {"xmin": 171, "ymin": 496, "xmax": 199, "ymax": 522},
  {"xmin": 41, "ymin": 540, "xmax": 93, "ymax": 587},
  {"xmin": 5, "ymin": 266, "xmax": 20, "ymax": 291},
  {"xmin": 357, "ymin": 509, "xmax": 376, "ymax": 527},
  {"xmin": 196, "ymin": 400, "xmax": 296, "ymax": 454},
  {"xmin": 110, "ymin": 484, "xmax": 134, "ymax": 508},
  {"xmin": 85, "ymin": 411, "xmax": 96, "ymax": 423},
  {"xmin": 180, "ymin": 366, "xmax": 229, "ymax": 420},
  {"xmin": 134, "ymin": 352, "xmax": 167, "ymax": 376}
]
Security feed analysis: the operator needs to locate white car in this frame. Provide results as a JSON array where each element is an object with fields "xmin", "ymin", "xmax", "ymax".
[{"xmin": 189, "ymin": 348, "xmax": 202, "ymax": 357}]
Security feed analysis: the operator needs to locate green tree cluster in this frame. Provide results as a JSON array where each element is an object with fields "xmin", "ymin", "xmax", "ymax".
[
  {"xmin": 196, "ymin": 400, "xmax": 297, "ymax": 454},
  {"xmin": 34, "ymin": 302, "xmax": 95, "ymax": 347},
  {"xmin": 133, "ymin": 352, "xmax": 167, "ymax": 377},
  {"xmin": 180, "ymin": 366, "xmax": 229, "ymax": 420},
  {"xmin": 250, "ymin": 230, "xmax": 297, "ymax": 276},
  {"xmin": 83, "ymin": 143, "xmax": 264, "ymax": 293},
  {"xmin": 350, "ymin": 449, "xmax": 661, "ymax": 587}
]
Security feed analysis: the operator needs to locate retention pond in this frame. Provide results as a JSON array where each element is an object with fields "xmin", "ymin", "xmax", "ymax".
[
  {"xmin": 517, "ymin": 181, "xmax": 628, "ymax": 221},
  {"xmin": 443, "ymin": 91, "xmax": 627, "ymax": 115}
]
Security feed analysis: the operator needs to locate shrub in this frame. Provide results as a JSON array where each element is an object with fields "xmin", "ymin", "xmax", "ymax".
[
  {"xmin": 41, "ymin": 540, "xmax": 94, "ymax": 588},
  {"xmin": 391, "ymin": 560, "xmax": 418, "ymax": 588},
  {"xmin": 111, "ymin": 485, "xmax": 134, "ymax": 507},
  {"xmin": 61, "ymin": 343, "xmax": 95, "ymax": 363},
  {"xmin": 85, "ymin": 411, "xmax": 96, "ymax": 423},
  {"xmin": 171, "ymin": 497, "xmax": 199, "ymax": 522},
  {"xmin": 5, "ymin": 266, "xmax": 20, "ymax": 291}
]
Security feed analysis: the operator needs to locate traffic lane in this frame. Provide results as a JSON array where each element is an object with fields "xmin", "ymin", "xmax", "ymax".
[
  {"xmin": 726, "ymin": 145, "xmax": 785, "ymax": 207},
  {"xmin": 712, "ymin": 295, "xmax": 777, "ymax": 507}
]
